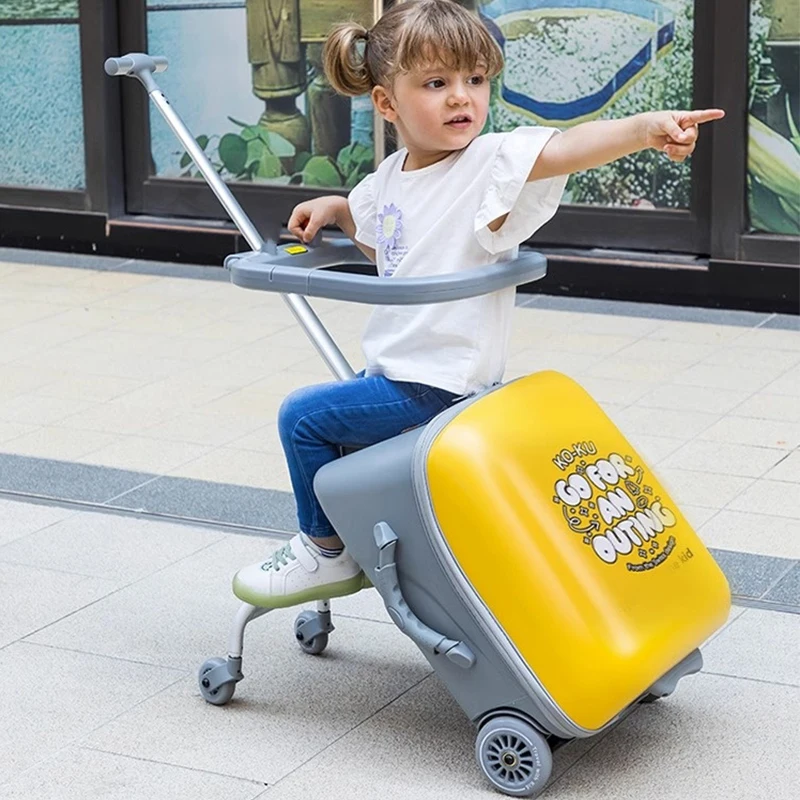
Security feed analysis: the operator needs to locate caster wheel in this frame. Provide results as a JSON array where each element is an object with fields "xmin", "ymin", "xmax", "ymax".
[
  {"xmin": 294, "ymin": 610, "xmax": 329, "ymax": 655},
  {"xmin": 476, "ymin": 716, "xmax": 552, "ymax": 797},
  {"xmin": 198, "ymin": 657, "xmax": 236, "ymax": 705}
]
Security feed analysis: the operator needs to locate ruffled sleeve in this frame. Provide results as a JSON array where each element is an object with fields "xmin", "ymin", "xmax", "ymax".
[
  {"xmin": 474, "ymin": 127, "xmax": 567, "ymax": 254},
  {"xmin": 348, "ymin": 172, "xmax": 377, "ymax": 248}
]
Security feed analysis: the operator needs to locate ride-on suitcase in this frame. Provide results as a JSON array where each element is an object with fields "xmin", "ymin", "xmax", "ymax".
[
  {"xmin": 106, "ymin": 53, "xmax": 731, "ymax": 798},
  {"xmin": 314, "ymin": 370, "xmax": 731, "ymax": 795}
]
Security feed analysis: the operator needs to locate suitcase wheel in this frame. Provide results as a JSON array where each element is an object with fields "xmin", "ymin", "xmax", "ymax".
[
  {"xmin": 294, "ymin": 610, "xmax": 331, "ymax": 655},
  {"xmin": 198, "ymin": 657, "xmax": 237, "ymax": 706},
  {"xmin": 476, "ymin": 715, "xmax": 552, "ymax": 797}
]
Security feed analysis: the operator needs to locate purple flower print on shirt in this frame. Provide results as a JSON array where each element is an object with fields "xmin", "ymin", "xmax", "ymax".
[{"xmin": 376, "ymin": 203, "xmax": 403, "ymax": 256}]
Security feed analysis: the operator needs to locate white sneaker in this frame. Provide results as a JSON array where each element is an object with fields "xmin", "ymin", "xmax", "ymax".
[{"xmin": 232, "ymin": 534, "xmax": 367, "ymax": 609}]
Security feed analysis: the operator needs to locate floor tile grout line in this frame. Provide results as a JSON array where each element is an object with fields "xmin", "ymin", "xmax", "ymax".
[
  {"xmin": 768, "ymin": 449, "xmax": 796, "ymax": 472},
  {"xmin": 260, "ymin": 670, "xmax": 435, "ymax": 796},
  {"xmin": 544, "ymin": 661, "xmax": 799, "ymax": 795},
  {"xmin": 66, "ymin": 671, "xmax": 193, "ymax": 761},
  {"xmin": 519, "ymin": 296, "xmax": 786, "ymax": 329},
  {"xmin": 703, "ymin": 606, "xmax": 747, "ymax": 645},
  {"xmin": 16, "ymin": 639, "xmax": 190, "ymax": 674},
  {"xmin": 696, "ymin": 505, "xmax": 723, "ymax": 535},
  {"xmin": 732, "ymin": 597, "xmax": 800, "ymax": 615},
  {"xmin": 111, "ymin": 259, "xmax": 139, "ymax": 272},
  {"xmin": 9, "ymin": 536, "xmax": 229, "ymax": 645},
  {"xmin": 0, "ymin": 555, "xmax": 134, "ymax": 581},
  {"xmin": 755, "ymin": 559, "xmax": 799, "ymax": 602},
  {"xmin": 333, "ymin": 612, "xmax": 394, "ymax": 626},
  {"xmin": 103, "ymin": 473, "xmax": 175, "ymax": 505},
  {"xmin": 76, "ymin": 745, "xmax": 269, "ymax": 790},
  {"xmin": 0, "ymin": 269, "xmax": 174, "ymax": 339},
  {"xmin": 619, "ymin": 309, "xmax": 799, "ymax": 416},
  {"xmin": 542, "ymin": 709, "xmax": 639, "ymax": 795},
  {"xmin": 0, "ymin": 486, "xmax": 294, "ymax": 538},
  {"xmin": 0, "ymin": 671, "xmax": 192, "ymax": 795},
  {"xmin": 98, "ymin": 503, "xmax": 293, "ymax": 540},
  {"xmin": 700, "ymin": 669, "xmax": 800, "ymax": 689},
  {"xmin": 755, "ymin": 312, "xmax": 778, "ymax": 330}
]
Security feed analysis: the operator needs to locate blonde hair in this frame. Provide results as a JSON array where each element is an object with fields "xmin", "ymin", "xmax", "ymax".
[{"xmin": 323, "ymin": 0, "xmax": 503, "ymax": 97}]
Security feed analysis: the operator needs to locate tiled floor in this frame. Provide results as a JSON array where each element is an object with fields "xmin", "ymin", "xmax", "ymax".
[{"xmin": 0, "ymin": 247, "xmax": 798, "ymax": 798}]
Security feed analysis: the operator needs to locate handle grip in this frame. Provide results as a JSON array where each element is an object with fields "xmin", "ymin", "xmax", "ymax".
[
  {"xmin": 104, "ymin": 53, "xmax": 168, "ymax": 77},
  {"xmin": 372, "ymin": 522, "xmax": 475, "ymax": 669}
]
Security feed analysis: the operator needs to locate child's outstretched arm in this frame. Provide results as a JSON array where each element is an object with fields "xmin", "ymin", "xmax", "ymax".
[
  {"xmin": 528, "ymin": 109, "xmax": 725, "ymax": 181},
  {"xmin": 288, "ymin": 196, "xmax": 376, "ymax": 262}
]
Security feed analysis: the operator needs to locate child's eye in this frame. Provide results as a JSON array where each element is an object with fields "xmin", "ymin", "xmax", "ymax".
[
  {"xmin": 468, "ymin": 75, "xmax": 485, "ymax": 86},
  {"xmin": 425, "ymin": 79, "xmax": 445, "ymax": 89}
]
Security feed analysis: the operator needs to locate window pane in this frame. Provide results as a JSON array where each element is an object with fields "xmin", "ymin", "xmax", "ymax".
[
  {"xmin": 481, "ymin": 0, "xmax": 695, "ymax": 209},
  {"xmin": 1, "ymin": 1, "xmax": 78, "ymax": 19},
  {"xmin": 0, "ymin": 21, "xmax": 85, "ymax": 189},
  {"xmin": 146, "ymin": 1, "xmax": 376, "ymax": 189},
  {"xmin": 747, "ymin": 0, "xmax": 799, "ymax": 236}
]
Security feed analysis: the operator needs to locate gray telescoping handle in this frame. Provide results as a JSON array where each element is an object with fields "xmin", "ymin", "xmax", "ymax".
[
  {"xmin": 103, "ymin": 52, "xmax": 268, "ymax": 255},
  {"xmin": 104, "ymin": 52, "xmax": 355, "ymax": 381},
  {"xmin": 372, "ymin": 522, "xmax": 475, "ymax": 669},
  {"xmin": 226, "ymin": 246, "xmax": 546, "ymax": 305}
]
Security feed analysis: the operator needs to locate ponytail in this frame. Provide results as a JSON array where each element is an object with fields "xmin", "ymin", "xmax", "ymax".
[
  {"xmin": 323, "ymin": 23, "xmax": 373, "ymax": 97},
  {"xmin": 323, "ymin": 2, "xmax": 503, "ymax": 97}
]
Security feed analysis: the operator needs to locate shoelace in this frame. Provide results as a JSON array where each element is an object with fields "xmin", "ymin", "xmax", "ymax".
[{"xmin": 261, "ymin": 542, "xmax": 296, "ymax": 572}]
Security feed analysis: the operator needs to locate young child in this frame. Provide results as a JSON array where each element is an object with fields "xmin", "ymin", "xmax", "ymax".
[{"xmin": 232, "ymin": 0, "xmax": 723, "ymax": 608}]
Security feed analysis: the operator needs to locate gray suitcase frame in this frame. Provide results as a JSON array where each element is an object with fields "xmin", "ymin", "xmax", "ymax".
[{"xmin": 106, "ymin": 53, "xmax": 703, "ymax": 798}]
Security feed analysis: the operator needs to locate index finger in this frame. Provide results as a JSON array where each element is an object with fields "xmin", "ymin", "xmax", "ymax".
[{"xmin": 680, "ymin": 108, "xmax": 725, "ymax": 127}]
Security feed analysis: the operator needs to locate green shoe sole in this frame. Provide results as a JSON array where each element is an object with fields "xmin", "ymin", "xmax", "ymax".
[{"xmin": 232, "ymin": 570, "xmax": 371, "ymax": 609}]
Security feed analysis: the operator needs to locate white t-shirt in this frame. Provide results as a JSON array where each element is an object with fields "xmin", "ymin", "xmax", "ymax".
[{"xmin": 348, "ymin": 127, "xmax": 567, "ymax": 396}]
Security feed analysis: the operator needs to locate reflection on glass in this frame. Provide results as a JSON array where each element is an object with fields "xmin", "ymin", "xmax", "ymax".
[
  {"xmin": 747, "ymin": 0, "xmax": 799, "ymax": 235},
  {"xmin": 146, "ymin": 1, "xmax": 376, "ymax": 188},
  {"xmin": 479, "ymin": 0, "xmax": 694, "ymax": 209},
  {"xmin": 0, "ymin": 23, "xmax": 85, "ymax": 189}
]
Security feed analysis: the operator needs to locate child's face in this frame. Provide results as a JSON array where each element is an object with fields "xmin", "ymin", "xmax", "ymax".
[{"xmin": 375, "ymin": 61, "xmax": 490, "ymax": 165}]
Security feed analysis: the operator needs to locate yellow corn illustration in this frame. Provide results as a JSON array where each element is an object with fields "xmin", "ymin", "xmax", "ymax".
[{"xmin": 748, "ymin": 114, "xmax": 800, "ymax": 220}]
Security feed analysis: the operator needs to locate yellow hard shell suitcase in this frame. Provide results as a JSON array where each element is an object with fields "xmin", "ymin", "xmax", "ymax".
[
  {"xmin": 314, "ymin": 371, "xmax": 731, "ymax": 796},
  {"xmin": 425, "ymin": 371, "xmax": 731, "ymax": 731}
]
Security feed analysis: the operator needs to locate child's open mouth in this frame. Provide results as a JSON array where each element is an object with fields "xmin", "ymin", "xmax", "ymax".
[{"xmin": 445, "ymin": 115, "xmax": 472, "ymax": 129}]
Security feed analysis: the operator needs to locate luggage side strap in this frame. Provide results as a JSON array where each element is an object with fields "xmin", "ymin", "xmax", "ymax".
[{"xmin": 372, "ymin": 522, "xmax": 475, "ymax": 669}]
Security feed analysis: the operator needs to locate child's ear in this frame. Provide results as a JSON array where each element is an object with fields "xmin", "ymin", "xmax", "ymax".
[{"xmin": 372, "ymin": 85, "xmax": 397, "ymax": 123}]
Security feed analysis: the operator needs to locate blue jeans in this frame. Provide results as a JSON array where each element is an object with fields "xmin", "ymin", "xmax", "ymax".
[{"xmin": 278, "ymin": 373, "xmax": 459, "ymax": 538}]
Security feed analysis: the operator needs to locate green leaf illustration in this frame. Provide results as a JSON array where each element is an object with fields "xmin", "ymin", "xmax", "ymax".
[
  {"xmin": 246, "ymin": 137, "xmax": 267, "ymax": 167},
  {"xmin": 301, "ymin": 156, "xmax": 343, "ymax": 187},
  {"xmin": 255, "ymin": 152, "xmax": 284, "ymax": 179},
  {"xmin": 218, "ymin": 133, "xmax": 248, "ymax": 175},
  {"xmin": 263, "ymin": 130, "xmax": 295, "ymax": 157},
  {"xmin": 239, "ymin": 125, "xmax": 265, "ymax": 143},
  {"xmin": 336, "ymin": 142, "xmax": 373, "ymax": 177}
]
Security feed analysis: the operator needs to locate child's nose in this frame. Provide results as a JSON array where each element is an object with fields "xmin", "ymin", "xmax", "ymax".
[{"xmin": 448, "ymin": 85, "xmax": 469, "ymax": 105}]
